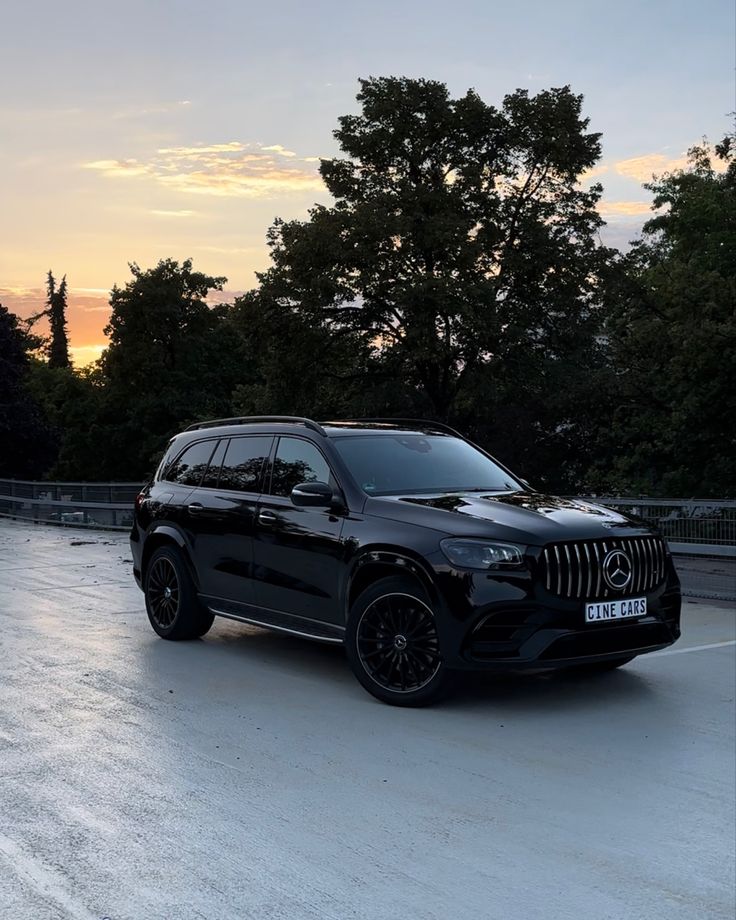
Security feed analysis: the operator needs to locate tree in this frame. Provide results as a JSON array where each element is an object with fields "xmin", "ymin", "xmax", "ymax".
[
  {"xmin": 0, "ymin": 304, "xmax": 57, "ymax": 477},
  {"xmin": 254, "ymin": 78, "xmax": 610, "ymax": 439},
  {"xmin": 39, "ymin": 271, "xmax": 72, "ymax": 368},
  {"xmin": 589, "ymin": 140, "xmax": 736, "ymax": 496},
  {"xmin": 229, "ymin": 288, "xmax": 374, "ymax": 419},
  {"xmin": 92, "ymin": 259, "xmax": 239, "ymax": 478}
]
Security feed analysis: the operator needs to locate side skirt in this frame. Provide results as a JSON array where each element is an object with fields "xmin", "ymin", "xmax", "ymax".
[{"xmin": 201, "ymin": 596, "xmax": 344, "ymax": 645}]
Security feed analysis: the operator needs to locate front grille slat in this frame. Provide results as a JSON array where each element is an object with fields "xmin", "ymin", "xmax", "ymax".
[
  {"xmin": 574, "ymin": 543, "xmax": 583, "ymax": 597},
  {"xmin": 593, "ymin": 542, "xmax": 603, "ymax": 597},
  {"xmin": 540, "ymin": 536, "xmax": 667, "ymax": 601},
  {"xmin": 583, "ymin": 543, "xmax": 593, "ymax": 598},
  {"xmin": 554, "ymin": 545, "xmax": 562, "ymax": 596},
  {"xmin": 632, "ymin": 540, "xmax": 644, "ymax": 594}
]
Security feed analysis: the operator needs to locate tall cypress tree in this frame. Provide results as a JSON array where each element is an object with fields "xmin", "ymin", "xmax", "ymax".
[{"xmin": 46, "ymin": 271, "xmax": 71, "ymax": 368}]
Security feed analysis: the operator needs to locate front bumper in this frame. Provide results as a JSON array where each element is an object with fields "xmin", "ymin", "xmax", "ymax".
[{"xmin": 432, "ymin": 553, "xmax": 682, "ymax": 670}]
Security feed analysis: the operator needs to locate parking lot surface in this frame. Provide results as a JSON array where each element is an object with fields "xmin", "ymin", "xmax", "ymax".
[{"xmin": 0, "ymin": 519, "xmax": 734, "ymax": 920}]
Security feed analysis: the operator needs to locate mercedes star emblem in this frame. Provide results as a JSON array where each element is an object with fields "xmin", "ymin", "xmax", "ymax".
[{"xmin": 602, "ymin": 548, "xmax": 633, "ymax": 591}]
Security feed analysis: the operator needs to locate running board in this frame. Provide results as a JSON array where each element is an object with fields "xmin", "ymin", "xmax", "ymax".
[{"xmin": 206, "ymin": 605, "xmax": 344, "ymax": 645}]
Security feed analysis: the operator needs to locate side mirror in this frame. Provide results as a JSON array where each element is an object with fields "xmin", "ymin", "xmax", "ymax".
[
  {"xmin": 520, "ymin": 478, "xmax": 533, "ymax": 491},
  {"xmin": 290, "ymin": 481, "xmax": 334, "ymax": 508}
]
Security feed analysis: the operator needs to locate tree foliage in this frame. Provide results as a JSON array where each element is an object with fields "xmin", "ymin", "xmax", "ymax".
[
  {"xmin": 250, "ymin": 77, "xmax": 613, "ymax": 486},
  {"xmin": 3, "ymin": 80, "xmax": 732, "ymax": 499},
  {"xmin": 89, "ymin": 259, "xmax": 241, "ymax": 479},
  {"xmin": 590, "ymin": 141, "xmax": 736, "ymax": 496},
  {"xmin": 0, "ymin": 304, "xmax": 57, "ymax": 477}
]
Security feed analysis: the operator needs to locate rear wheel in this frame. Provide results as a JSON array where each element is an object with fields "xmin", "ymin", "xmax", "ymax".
[
  {"xmin": 145, "ymin": 545, "xmax": 214, "ymax": 640},
  {"xmin": 345, "ymin": 576, "xmax": 452, "ymax": 707}
]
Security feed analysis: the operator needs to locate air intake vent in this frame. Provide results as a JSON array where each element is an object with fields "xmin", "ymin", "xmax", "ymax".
[{"xmin": 540, "ymin": 537, "xmax": 667, "ymax": 600}]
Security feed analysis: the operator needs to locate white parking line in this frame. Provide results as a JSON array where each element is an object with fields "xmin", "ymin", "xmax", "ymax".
[{"xmin": 648, "ymin": 639, "xmax": 736, "ymax": 658}]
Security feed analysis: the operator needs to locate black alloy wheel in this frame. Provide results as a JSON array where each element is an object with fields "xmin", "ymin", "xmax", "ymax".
[
  {"xmin": 147, "ymin": 556, "xmax": 180, "ymax": 629},
  {"xmin": 144, "ymin": 545, "xmax": 214, "ymax": 640},
  {"xmin": 345, "ymin": 576, "xmax": 451, "ymax": 706},
  {"xmin": 357, "ymin": 593, "xmax": 441, "ymax": 692}
]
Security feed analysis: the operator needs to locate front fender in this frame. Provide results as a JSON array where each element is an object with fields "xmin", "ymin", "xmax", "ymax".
[{"xmin": 345, "ymin": 545, "xmax": 443, "ymax": 618}]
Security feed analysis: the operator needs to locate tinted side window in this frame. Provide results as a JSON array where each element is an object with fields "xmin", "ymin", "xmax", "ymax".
[
  {"xmin": 270, "ymin": 437, "xmax": 331, "ymax": 498},
  {"xmin": 219, "ymin": 436, "xmax": 272, "ymax": 493},
  {"xmin": 200, "ymin": 439, "xmax": 228, "ymax": 489},
  {"xmin": 164, "ymin": 440, "xmax": 217, "ymax": 487}
]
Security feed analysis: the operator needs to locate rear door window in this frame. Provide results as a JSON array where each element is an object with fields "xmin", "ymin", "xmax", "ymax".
[
  {"xmin": 219, "ymin": 436, "xmax": 272, "ymax": 493},
  {"xmin": 200, "ymin": 439, "xmax": 228, "ymax": 489},
  {"xmin": 164, "ymin": 440, "xmax": 217, "ymax": 488}
]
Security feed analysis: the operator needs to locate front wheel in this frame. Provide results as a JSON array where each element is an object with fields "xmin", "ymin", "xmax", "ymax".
[{"xmin": 345, "ymin": 576, "xmax": 452, "ymax": 707}]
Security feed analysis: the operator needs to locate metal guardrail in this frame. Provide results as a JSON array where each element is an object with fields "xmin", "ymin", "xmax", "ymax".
[
  {"xmin": 576, "ymin": 497, "xmax": 736, "ymax": 547},
  {"xmin": 0, "ymin": 478, "xmax": 140, "ymax": 530},
  {"xmin": 576, "ymin": 497, "xmax": 736, "ymax": 602},
  {"xmin": 1, "ymin": 482, "xmax": 734, "ymax": 600}
]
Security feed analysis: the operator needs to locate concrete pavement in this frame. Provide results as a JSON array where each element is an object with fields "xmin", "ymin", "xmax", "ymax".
[{"xmin": 0, "ymin": 520, "xmax": 734, "ymax": 920}]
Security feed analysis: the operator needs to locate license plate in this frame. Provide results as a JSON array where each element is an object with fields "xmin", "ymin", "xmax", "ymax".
[{"xmin": 585, "ymin": 597, "xmax": 647, "ymax": 624}]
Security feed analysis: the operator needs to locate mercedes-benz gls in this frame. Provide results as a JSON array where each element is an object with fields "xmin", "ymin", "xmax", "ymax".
[{"xmin": 130, "ymin": 417, "xmax": 681, "ymax": 706}]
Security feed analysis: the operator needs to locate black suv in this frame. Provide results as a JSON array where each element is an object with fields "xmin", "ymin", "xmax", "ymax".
[{"xmin": 130, "ymin": 417, "xmax": 681, "ymax": 706}]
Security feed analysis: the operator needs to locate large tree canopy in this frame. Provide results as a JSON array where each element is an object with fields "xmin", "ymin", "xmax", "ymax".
[
  {"xmin": 591, "ymin": 141, "xmax": 736, "ymax": 496},
  {"xmin": 256, "ymin": 77, "xmax": 610, "ymax": 428},
  {"xmin": 6, "ymin": 78, "xmax": 732, "ymax": 499}
]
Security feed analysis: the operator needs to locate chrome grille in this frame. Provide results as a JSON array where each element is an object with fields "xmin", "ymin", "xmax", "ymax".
[{"xmin": 540, "ymin": 536, "xmax": 667, "ymax": 600}]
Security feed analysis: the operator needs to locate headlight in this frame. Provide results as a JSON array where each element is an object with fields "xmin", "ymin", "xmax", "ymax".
[{"xmin": 440, "ymin": 539, "xmax": 525, "ymax": 570}]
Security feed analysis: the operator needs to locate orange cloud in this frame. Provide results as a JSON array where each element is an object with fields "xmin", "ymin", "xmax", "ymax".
[
  {"xmin": 579, "ymin": 163, "xmax": 609, "ymax": 183},
  {"xmin": 84, "ymin": 159, "xmax": 152, "ymax": 178},
  {"xmin": 614, "ymin": 149, "xmax": 728, "ymax": 182},
  {"xmin": 148, "ymin": 209, "xmax": 198, "ymax": 218},
  {"xmin": 614, "ymin": 154, "xmax": 689, "ymax": 182},
  {"xmin": 84, "ymin": 142, "xmax": 324, "ymax": 199},
  {"xmin": 597, "ymin": 200, "xmax": 653, "ymax": 218}
]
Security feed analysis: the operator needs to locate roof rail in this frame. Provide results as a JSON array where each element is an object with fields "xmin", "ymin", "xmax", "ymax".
[
  {"xmin": 337, "ymin": 418, "xmax": 465, "ymax": 438},
  {"xmin": 184, "ymin": 416, "xmax": 327, "ymax": 436}
]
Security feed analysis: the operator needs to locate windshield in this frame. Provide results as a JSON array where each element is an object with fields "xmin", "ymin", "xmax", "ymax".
[{"xmin": 332, "ymin": 434, "xmax": 522, "ymax": 496}]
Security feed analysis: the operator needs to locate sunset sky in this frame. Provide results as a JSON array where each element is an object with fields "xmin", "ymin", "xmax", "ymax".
[{"xmin": 1, "ymin": 0, "xmax": 733, "ymax": 365}]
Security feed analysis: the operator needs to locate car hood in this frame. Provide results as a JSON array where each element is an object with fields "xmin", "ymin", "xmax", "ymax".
[{"xmin": 366, "ymin": 490, "xmax": 653, "ymax": 544}]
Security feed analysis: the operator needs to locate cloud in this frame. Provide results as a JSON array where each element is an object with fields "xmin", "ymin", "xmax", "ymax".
[
  {"xmin": 84, "ymin": 159, "xmax": 152, "ymax": 178},
  {"xmin": 157, "ymin": 142, "xmax": 245, "ymax": 156},
  {"xmin": 597, "ymin": 200, "xmax": 653, "ymax": 218},
  {"xmin": 614, "ymin": 149, "xmax": 728, "ymax": 182},
  {"xmin": 261, "ymin": 144, "xmax": 297, "ymax": 158},
  {"xmin": 614, "ymin": 154, "xmax": 689, "ymax": 182},
  {"xmin": 149, "ymin": 209, "xmax": 198, "ymax": 218},
  {"xmin": 579, "ymin": 163, "xmax": 609, "ymax": 183},
  {"xmin": 84, "ymin": 142, "xmax": 324, "ymax": 199}
]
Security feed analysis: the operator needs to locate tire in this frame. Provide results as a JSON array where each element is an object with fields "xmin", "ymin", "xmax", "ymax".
[
  {"xmin": 345, "ymin": 575, "xmax": 452, "ymax": 707},
  {"xmin": 144, "ymin": 545, "xmax": 214, "ymax": 640},
  {"xmin": 568, "ymin": 655, "xmax": 636, "ymax": 674}
]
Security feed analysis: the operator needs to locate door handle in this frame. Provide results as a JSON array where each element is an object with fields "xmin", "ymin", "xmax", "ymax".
[
  {"xmin": 258, "ymin": 509, "xmax": 278, "ymax": 525},
  {"xmin": 188, "ymin": 502, "xmax": 204, "ymax": 515}
]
